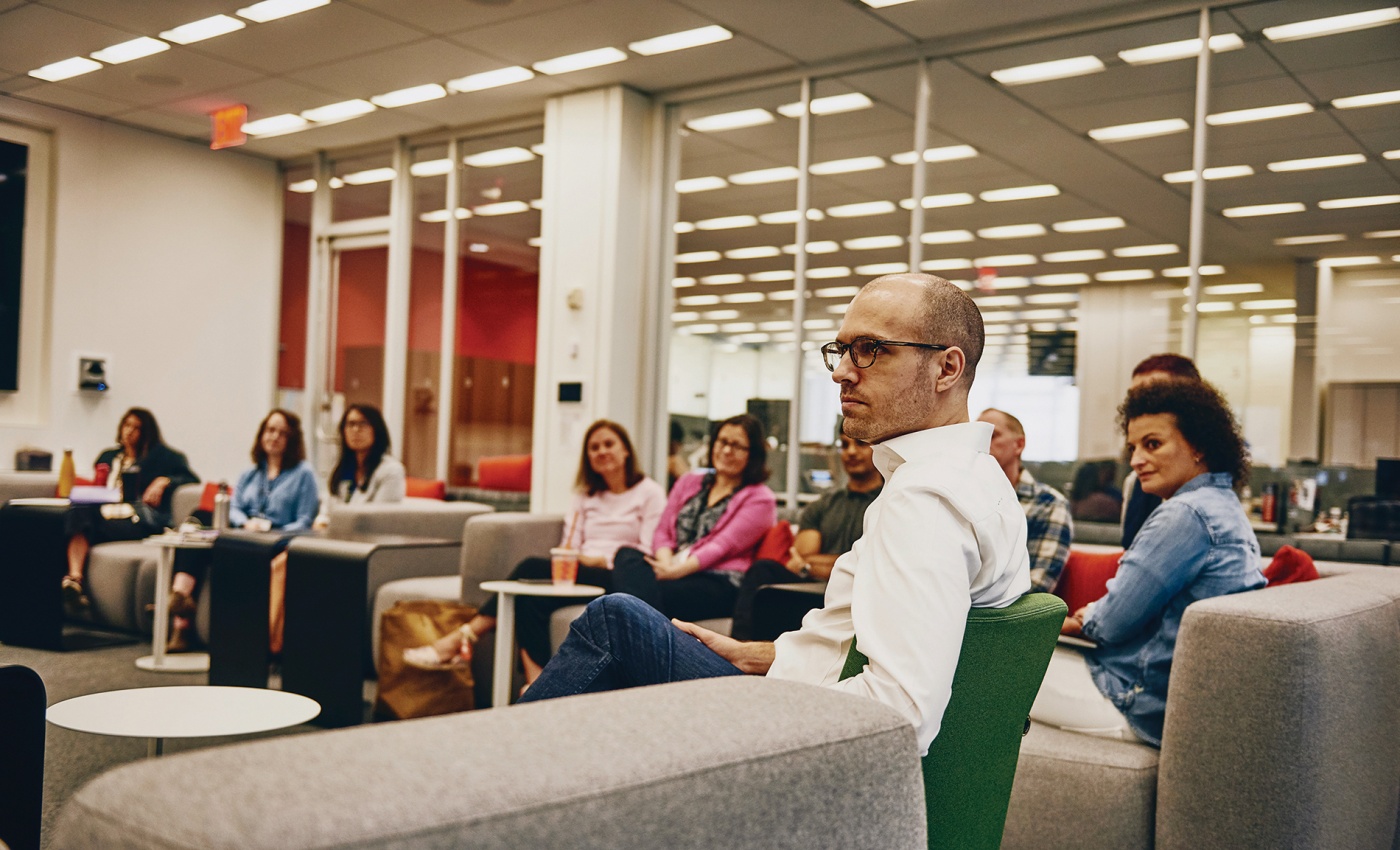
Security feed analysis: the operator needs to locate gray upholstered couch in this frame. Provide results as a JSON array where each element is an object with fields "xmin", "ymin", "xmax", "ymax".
[
  {"xmin": 0, "ymin": 470, "xmax": 60, "ymax": 506},
  {"xmin": 50, "ymin": 677, "xmax": 926, "ymax": 850},
  {"xmin": 1002, "ymin": 563, "xmax": 1400, "ymax": 849}
]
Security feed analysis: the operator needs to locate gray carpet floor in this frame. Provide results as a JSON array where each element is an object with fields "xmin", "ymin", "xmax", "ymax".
[{"xmin": 1, "ymin": 631, "xmax": 365, "ymax": 849}]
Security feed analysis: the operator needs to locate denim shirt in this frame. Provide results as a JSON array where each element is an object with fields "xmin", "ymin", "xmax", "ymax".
[
  {"xmin": 1082, "ymin": 472, "xmax": 1264, "ymax": 746},
  {"xmin": 228, "ymin": 461, "xmax": 321, "ymax": 532}
]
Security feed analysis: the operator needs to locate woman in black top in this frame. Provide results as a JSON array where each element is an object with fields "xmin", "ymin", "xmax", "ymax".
[{"xmin": 62, "ymin": 407, "xmax": 198, "ymax": 615}]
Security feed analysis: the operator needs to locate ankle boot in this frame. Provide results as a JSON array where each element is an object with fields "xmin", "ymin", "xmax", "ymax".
[{"xmin": 166, "ymin": 621, "xmax": 192, "ymax": 653}]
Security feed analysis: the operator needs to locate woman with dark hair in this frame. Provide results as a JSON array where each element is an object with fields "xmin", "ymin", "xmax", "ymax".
[
  {"xmin": 1032, "ymin": 377, "xmax": 1264, "ymax": 747},
  {"xmin": 609, "ymin": 413, "xmax": 777, "ymax": 623},
  {"xmin": 405, "ymin": 420, "xmax": 666, "ymax": 684},
  {"xmin": 61, "ymin": 407, "xmax": 198, "ymax": 615},
  {"xmin": 163, "ymin": 410, "xmax": 319, "ymax": 652},
  {"xmin": 1069, "ymin": 460, "xmax": 1122, "ymax": 523}
]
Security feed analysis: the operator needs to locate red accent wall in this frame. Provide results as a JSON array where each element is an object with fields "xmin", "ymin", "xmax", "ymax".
[{"xmin": 278, "ymin": 222, "xmax": 309, "ymax": 388}]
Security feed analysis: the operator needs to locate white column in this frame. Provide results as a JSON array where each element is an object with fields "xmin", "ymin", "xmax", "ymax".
[
  {"xmin": 435, "ymin": 139, "xmax": 462, "ymax": 482},
  {"xmin": 1075, "ymin": 284, "xmax": 1176, "ymax": 459},
  {"xmin": 533, "ymin": 87, "xmax": 656, "ymax": 513},
  {"xmin": 383, "ymin": 139, "xmax": 412, "ymax": 452}
]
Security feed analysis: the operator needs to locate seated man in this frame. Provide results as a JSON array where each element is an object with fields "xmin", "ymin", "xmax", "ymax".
[
  {"xmin": 520, "ymin": 273, "xmax": 1030, "ymax": 756},
  {"xmin": 730, "ymin": 432, "xmax": 883, "ymax": 641},
  {"xmin": 977, "ymin": 408, "xmax": 1073, "ymax": 594}
]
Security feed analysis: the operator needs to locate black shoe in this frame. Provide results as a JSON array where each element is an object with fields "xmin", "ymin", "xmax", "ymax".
[{"xmin": 61, "ymin": 577, "xmax": 91, "ymax": 617}]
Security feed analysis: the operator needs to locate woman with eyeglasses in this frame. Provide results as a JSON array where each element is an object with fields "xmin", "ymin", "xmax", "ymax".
[{"xmin": 607, "ymin": 412, "xmax": 777, "ymax": 623}]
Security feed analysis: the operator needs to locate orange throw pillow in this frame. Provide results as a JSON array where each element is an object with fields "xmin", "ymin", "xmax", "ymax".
[
  {"xmin": 1055, "ymin": 549, "xmax": 1124, "ymax": 613},
  {"xmin": 1263, "ymin": 545, "xmax": 1318, "ymax": 586}
]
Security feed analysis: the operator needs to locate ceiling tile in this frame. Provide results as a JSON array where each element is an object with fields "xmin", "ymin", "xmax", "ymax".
[
  {"xmin": 166, "ymin": 76, "xmax": 347, "ymax": 122},
  {"xmin": 38, "ymin": 0, "xmax": 233, "ymax": 34},
  {"xmin": 446, "ymin": 0, "xmax": 717, "ymax": 64},
  {"xmin": 0, "ymin": 5, "xmax": 136, "ymax": 74},
  {"xmin": 49, "ymin": 49, "xmax": 265, "ymax": 111},
  {"xmin": 287, "ymin": 37, "xmax": 502, "ymax": 100},
  {"xmin": 188, "ymin": 3, "xmax": 424, "ymax": 76},
  {"xmin": 10, "ymin": 84, "xmax": 141, "ymax": 117},
  {"xmin": 649, "ymin": 0, "xmax": 909, "ymax": 65},
  {"xmin": 350, "ymin": 0, "xmax": 587, "ymax": 35}
]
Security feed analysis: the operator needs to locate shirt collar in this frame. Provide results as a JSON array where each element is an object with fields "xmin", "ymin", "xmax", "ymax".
[
  {"xmin": 1172, "ymin": 471, "xmax": 1234, "ymax": 496},
  {"xmin": 872, "ymin": 420, "xmax": 993, "ymax": 481},
  {"xmin": 1015, "ymin": 466, "xmax": 1037, "ymax": 498}
]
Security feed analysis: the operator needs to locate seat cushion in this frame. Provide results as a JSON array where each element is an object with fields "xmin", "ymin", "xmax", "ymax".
[{"xmin": 85, "ymin": 542, "xmax": 158, "ymax": 634}]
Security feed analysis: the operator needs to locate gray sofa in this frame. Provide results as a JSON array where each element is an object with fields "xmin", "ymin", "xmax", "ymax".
[
  {"xmin": 0, "ymin": 470, "xmax": 60, "ymax": 506},
  {"xmin": 50, "ymin": 677, "xmax": 926, "ymax": 850},
  {"xmin": 1003, "ymin": 563, "xmax": 1400, "ymax": 849}
]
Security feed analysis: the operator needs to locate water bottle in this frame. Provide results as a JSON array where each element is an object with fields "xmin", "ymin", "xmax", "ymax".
[
  {"xmin": 213, "ymin": 481, "xmax": 230, "ymax": 531},
  {"xmin": 57, "ymin": 449, "xmax": 76, "ymax": 498}
]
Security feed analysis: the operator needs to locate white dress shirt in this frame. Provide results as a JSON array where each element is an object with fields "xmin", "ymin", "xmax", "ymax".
[{"xmin": 767, "ymin": 420, "xmax": 1030, "ymax": 754}]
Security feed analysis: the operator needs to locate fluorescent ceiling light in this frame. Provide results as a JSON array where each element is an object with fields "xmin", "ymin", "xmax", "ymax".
[
  {"xmin": 473, "ymin": 200, "xmax": 530, "ymax": 216},
  {"xmin": 1273, "ymin": 315, "xmax": 1299, "ymax": 323},
  {"xmin": 629, "ymin": 25, "xmax": 731, "ymax": 56},
  {"xmin": 1274, "ymin": 233, "xmax": 1345, "ymax": 245},
  {"xmin": 448, "ymin": 66, "xmax": 534, "ymax": 93},
  {"xmin": 533, "ymin": 47, "xmax": 627, "ymax": 75},
  {"xmin": 1385, "ymin": 150, "xmax": 1400, "ymax": 160},
  {"xmin": 975, "ymin": 254, "xmax": 1037, "ymax": 267},
  {"xmin": 1089, "ymin": 118, "xmax": 1189, "ymax": 142},
  {"xmin": 813, "ymin": 283, "xmax": 859, "ymax": 295},
  {"xmin": 1332, "ymin": 89, "xmax": 1400, "ymax": 109},
  {"xmin": 1318, "ymin": 256, "xmax": 1382, "ymax": 267},
  {"xmin": 902, "ymin": 193, "xmax": 976, "ymax": 210},
  {"xmin": 1053, "ymin": 216, "xmax": 1125, "ymax": 233},
  {"xmin": 678, "ymin": 294, "xmax": 721, "ymax": 305},
  {"xmin": 676, "ymin": 251, "xmax": 722, "ymax": 264},
  {"xmin": 1206, "ymin": 103, "xmax": 1314, "ymax": 126},
  {"xmin": 242, "ymin": 113, "xmax": 308, "ymax": 136},
  {"xmin": 237, "ymin": 0, "xmax": 328, "ymax": 23},
  {"xmin": 161, "ymin": 14, "xmax": 246, "ymax": 44},
  {"xmin": 778, "ymin": 93, "xmax": 874, "ymax": 117},
  {"xmin": 922, "ymin": 258, "xmax": 974, "ymax": 270},
  {"xmin": 530, "ymin": 199, "xmax": 544, "ymax": 210},
  {"xmin": 1364, "ymin": 230, "xmax": 1400, "ymax": 238},
  {"xmin": 976, "ymin": 296, "xmax": 1024, "ymax": 309},
  {"xmin": 1162, "ymin": 165, "xmax": 1254, "ymax": 182},
  {"xmin": 1318, "ymin": 194, "xmax": 1400, "ymax": 209},
  {"xmin": 810, "ymin": 156, "xmax": 886, "ymax": 175},
  {"xmin": 674, "ymin": 222, "xmax": 695, "ymax": 233},
  {"xmin": 699, "ymin": 274, "xmax": 746, "ymax": 285},
  {"xmin": 464, "ymin": 146, "xmax": 536, "ymax": 168},
  {"xmin": 921, "ymin": 229, "xmax": 975, "ymax": 244},
  {"xmin": 844, "ymin": 235, "xmax": 904, "ymax": 250},
  {"xmin": 91, "ymin": 37, "xmax": 169, "ymax": 64},
  {"xmin": 729, "ymin": 166, "xmax": 800, "ymax": 185},
  {"xmin": 1268, "ymin": 153, "xmax": 1367, "ymax": 172},
  {"xmin": 720, "ymin": 293, "xmax": 765, "ymax": 304},
  {"xmin": 672, "ymin": 277, "xmax": 696, "ymax": 287},
  {"xmin": 700, "ymin": 310, "xmax": 739, "ymax": 320},
  {"xmin": 1203, "ymin": 283, "xmax": 1264, "ymax": 295},
  {"xmin": 980, "ymin": 184, "xmax": 1059, "ymax": 202},
  {"xmin": 302, "ymin": 99, "xmax": 375, "ymax": 123},
  {"xmin": 891, "ymin": 145, "xmax": 978, "ymax": 165},
  {"xmin": 1186, "ymin": 302, "xmax": 1235, "ymax": 312},
  {"xmin": 749, "ymin": 270, "xmax": 796, "ymax": 282},
  {"xmin": 1262, "ymin": 8, "xmax": 1400, "ymax": 42},
  {"xmin": 1115, "ymin": 243, "xmax": 1179, "ymax": 257},
  {"xmin": 675, "ymin": 176, "xmax": 728, "ymax": 193},
  {"xmin": 978, "ymin": 224, "xmax": 1047, "ymax": 239},
  {"xmin": 1024, "ymin": 293, "xmax": 1078, "ymax": 304},
  {"xmin": 826, "ymin": 201, "xmax": 897, "ymax": 218},
  {"xmin": 758, "ymin": 321, "xmax": 793, "ymax": 331},
  {"xmin": 856, "ymin": 262, "xmax": 910, "ymax": 275},
  {"xmin": 696, "ymin": 215, "xmax": 758, "ymax": 230},
  {"xmin": 671, "ymin": 312, "xmax": 700, "ymax": 322},
  {"xmin": 1162, "ymin": 265, "xmax": 1224, "ymax": 277},
  {"xmin": 686, "ymin": 109, "xmax": 774, "ymax": 132},
  {"xmin": 371, "ymin": 84, "xmax": 446, "ymax": 108},
  {"xmin": 758, "ymin": 209, "xmax": 824, "ymax": 224},
  {"xmin": 990, "ymin": 55, "xmax": 1105, "ymax": 86},
  {"xmin": 726, "ymin": 246, "xmax": 782, "ymax": 259},
  {"xmin": 1096, "ymin": 269, "xmax": 1154, "ymax": 282},
  {"xmin": 527, "ymin": 237, "xmax": 542, "ymax": 248},
  {"xmin": 1022, "ymin": 309, "xmax": 1071, "ymax": 321},
  {"xmin": 861, "ymin": 0, "xmax": 918, "ymax": 7},
  {"xmin": 731, "ymin": 333, "xmax": 770, "ymax": 344},
  {"xmin": 1222, "ymin": 202, "xmax": 1306, "ymax": 217},
  {"xmin": 418, "ymin": 208, "xmax": 471, "ymax": 222},
  {"xmin": 1241, "ymin": 299, "xmax": 1297, "ymax": 310},
  {"xmin": 288, "ymin": 179, "xmax": 317, "ymax": 193},
  {"xmin": 783, "ymin": 241, "xmax": 840, "ymax": 254},
  {"xmin": 1118, "ymin": 33, "xmax": 1244, "ymax": 65},
  {"xmin": 1034, "ymin": 273, "xmax": 1091, "ymax": 285},
  {"xmin": 28, "ymin": 56, "xmax": 102, "ymax": 81},
  {"xmin": 1042, "ymin": 249, "xmax": 1106, "ymax": 263},
  {"xmin": 681, "ymin": 323, "xmax": 719, "ymax": 333},
  {"xmin": 341, "ymin": 167, "xmax": 395, "ymax": 185}
]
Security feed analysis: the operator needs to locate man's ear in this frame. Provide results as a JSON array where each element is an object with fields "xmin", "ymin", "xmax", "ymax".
[{"xmin": 934, "ymin": 347, "xmax": 966, "ymax": 392}]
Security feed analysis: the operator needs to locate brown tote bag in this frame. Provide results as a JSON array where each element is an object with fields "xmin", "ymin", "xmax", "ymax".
[{"xmin": 374, "ymin": 599, "xmax": 477, "ymax": 720}]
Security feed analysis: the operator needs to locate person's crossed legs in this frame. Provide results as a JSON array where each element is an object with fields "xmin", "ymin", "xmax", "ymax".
[{"xmin": 518, "ymin": 594, "xmax": 743, "ymax": 703}]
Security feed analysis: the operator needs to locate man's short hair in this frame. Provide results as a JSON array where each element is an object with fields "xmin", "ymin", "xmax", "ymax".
[
  {"xmin": 980, "ymin": 407, "xmax": 1024, "ymax": 437},
  {"xmin": 1131, "ymin": 353, "xmax": 1200, "ymax": 380},
  {"xmin": 873, "ymin": 274, "xmax": 984, "ymax": 385}
]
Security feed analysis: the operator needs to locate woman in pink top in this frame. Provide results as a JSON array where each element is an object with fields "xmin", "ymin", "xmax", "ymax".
[
  {"xmin": 405, "ymin": 420, "xmax": 665, "ymax": 684},
  {"xmin": 609, "ymin": 413, "xmax": 777, "ymax": 623}
]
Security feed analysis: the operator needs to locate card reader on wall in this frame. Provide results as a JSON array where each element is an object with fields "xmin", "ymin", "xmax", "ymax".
[{"xmin": 558, "ymin": 382, "xmax": 582, "ymax": 403}]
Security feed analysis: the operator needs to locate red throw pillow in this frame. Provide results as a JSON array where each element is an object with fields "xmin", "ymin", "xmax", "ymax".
[
  {"xmin": 476, "ymin": 455, "xmax": 532, "ymax": 492},
  {"xmin": 405, "ymin": 477, "xmax": 447, "ymax": 500},
  {"xmin": 196, "ymin": 481, "xmax": 222, "ymax": 513},
  {"xmin": 1055, "ymin": 549, "xmax": 1124, "ymax": 614},
  {"xmin": 1263, "ymin": 545, "xmax": 1318, "ymax": 586},
  {"xmin": 754, "ymin": 521, "xmax": 795, "ymax": 564}
]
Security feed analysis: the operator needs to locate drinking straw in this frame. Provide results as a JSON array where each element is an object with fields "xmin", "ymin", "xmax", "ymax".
[{"xmin": 564, "ymin": 512, "xmax": 578, "ymax": 549}]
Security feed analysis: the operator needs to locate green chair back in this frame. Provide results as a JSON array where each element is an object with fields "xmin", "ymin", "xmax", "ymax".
[{"xmin": 840, "ymin": 592, "xmax": 1065, "ymax": 850}]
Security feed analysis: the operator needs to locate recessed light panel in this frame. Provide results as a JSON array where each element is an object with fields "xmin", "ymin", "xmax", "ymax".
[
  {"xmin": 1267, "ymin": 154, "xmax": 1367, "ymax": 172},
  {"xmin": 91, "ymin": 37, "xmax": 169, "ymax": 64},
  {"xmin": 1318, "ymin": 195, "xmax": 1400, "ymax": 209},
  {"xmin": 777, "ymin": 93, "xmax": 873, "ymax": 117},
  {"xmin": 628, "ymin": 25, "xmax": 731, "ymax": 56},
  {"xmin": 1053, "ymin": 217, "xmax": 1125, "ymax": 233},
  {"xmin": 810, "ymin": 156, "xmax": 885, "ymax": 175},
  {"xmin": 1089, "ymin": 118, "xmax": 1189, "ymax": 142},
  {"xmin": 1114, "ymin": 244, "xmax": 1179, "ymax": 257},
  {"xmin": 1262, "ymin": 8, "xmax": 1400, "ymax": 42},
  {"xmin": 161, "ymin": 14, "xmax": 246, "ymax": 44},
  {"xmin": 371, "ymin": 84, "xmax": 446, "ymax": 108},
  {"xmin": 890, "ymin": 145, "xmax": 978, "ymax": 165},
  {"xmin": 1206, "ymin": 103, "xmax": 1314, "ymax": 126},
  {"xmin": 1332, "ymin": 89, "xmax": 1400, "ymax": 109},
  {"xmin": 990, "ymin": 55, "xmax": 1105, "ymax": 85},
  {"xmin": 448, "ymin": 66, "xmax": 534, "ymax": 93},
  {"xmin": 28, "ymin": 57, "xmax": 102, "ymax": 81},
  {"xmin": 1042, "ymin": 249, "xmax": 1106, "ymax": 263},
  {"xmin": 237, "ymin": 0, "xmax": 328, "ymax": 23},
  {"xmin": 1118, "ymin": 33, "xmax": 1244, "ymax": 65},
  {"xmin": 1222, "ymin": 202, "xmax": 1306, "ymax": 217},
  {"xmin": 675, "ymin": 176, "xmax": 727, "ymax": 193},
  {"xmin": 980, "ymin": 184, "xmax": 1059, "ymax": 202},
  {"xmin": 728, "ymin": 166, "xmax": 800, "ymax": 185},
  {"xmin": 533, "ymin": 47, "xmax": 627, "ymax": 75},
  {"xmin": 685, "ymin": 109, "xmax": 774, "ymax": 132},
  {"xmin": 1162, "ymin": 165, "xmax": 1254, "ymax": 182},
  {"xmin": 1274, "ymin": 234, "xmax": 1345, "ymax": 245}
]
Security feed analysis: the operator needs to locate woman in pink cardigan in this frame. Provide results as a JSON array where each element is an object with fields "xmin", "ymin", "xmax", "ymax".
[{"xmin": 610, "ymin": 413, "xmax": 777, "ymax": 622}]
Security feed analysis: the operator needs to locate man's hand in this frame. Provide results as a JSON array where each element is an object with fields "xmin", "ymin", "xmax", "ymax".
[
  {"xmin": 142, "ymin": 476, "xmax": 170, "ymax": 508},
  {"xmin": 672, "ymin": 619, "xmax": 776, "ymax": 675},
  {"xmin": 783, "ymin": 545, "xmax": 807, "ymax": 575}
]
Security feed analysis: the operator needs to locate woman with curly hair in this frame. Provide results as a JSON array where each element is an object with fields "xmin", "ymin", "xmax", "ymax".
[{"xmin": 1032, "ymin": 376, "xmax": 1265, "ymax": 747}]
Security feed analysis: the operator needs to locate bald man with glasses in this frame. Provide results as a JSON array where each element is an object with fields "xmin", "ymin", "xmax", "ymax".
[{"xmin": 520, "ymin": 274, "xmax": 1030, "ymax": 757}]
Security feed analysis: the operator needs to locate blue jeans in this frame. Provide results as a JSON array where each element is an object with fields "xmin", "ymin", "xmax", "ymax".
[{"xmin": 517, "ymin": 594, "xmax": 743, "ymax": 703}]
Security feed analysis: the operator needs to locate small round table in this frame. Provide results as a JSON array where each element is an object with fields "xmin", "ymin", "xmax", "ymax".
[
  {"xmin": 479, "ymin": 579, "xmax": 603, "ymax": 708},
  {"xmin": 47, "ymin": 685, "xmax": 321, "ymax": 757},
  {"xmin": 139, "ymin": 533, "xmax": 216, "ymax": 673}
]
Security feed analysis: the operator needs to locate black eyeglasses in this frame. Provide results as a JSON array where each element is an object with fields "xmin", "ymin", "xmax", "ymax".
[{"xmin": 820, "ymin": 337, "xmax": 950, "ymax": 372}]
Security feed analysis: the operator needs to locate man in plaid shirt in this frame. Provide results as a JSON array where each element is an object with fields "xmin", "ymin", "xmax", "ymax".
[{"xmin": 978, "ymin": 408, "xmax": 1073, "ymax": 593}]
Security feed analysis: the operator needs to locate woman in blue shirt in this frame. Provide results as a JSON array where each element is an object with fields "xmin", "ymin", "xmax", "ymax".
[
  {"xmin": 1032, "ymin": 377, "xmax": 1265, "ymax": 746},
  {"xmin": 165, "ymin": 409, "xmax": 318, "ymax": 652}
]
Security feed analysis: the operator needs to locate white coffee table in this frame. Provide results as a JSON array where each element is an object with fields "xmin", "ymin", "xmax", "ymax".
[
  {"xmin": 47, "ymin": 685, "xmax": 320, "ymax": 757},
  {"xmin": 139, "ymin": 534, "xmax": 216, "ymax": 673},
  {"xmin": 479, "ymin": 579, "xmax": 603, "ymax": 709}
]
